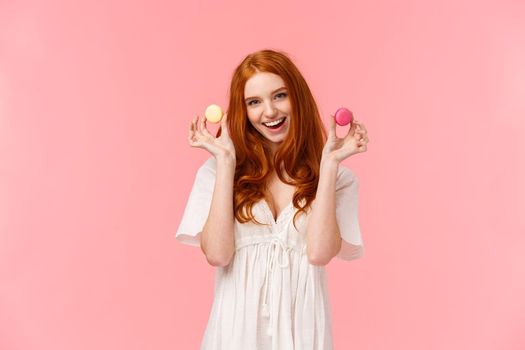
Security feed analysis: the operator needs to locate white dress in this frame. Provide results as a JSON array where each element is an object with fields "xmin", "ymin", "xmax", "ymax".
[{"xmin": 176, "ymin": 157, "xmax": 364, "ymax": 350}]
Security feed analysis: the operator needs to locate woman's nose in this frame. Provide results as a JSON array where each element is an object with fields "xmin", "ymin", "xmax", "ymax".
[{"xmin": 263, "ymin": 101, "xmax": 278, "ymax": 117}]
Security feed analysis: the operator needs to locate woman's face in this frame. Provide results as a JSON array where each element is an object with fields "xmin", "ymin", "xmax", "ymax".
[{"xmin": 244, "ymin": 72, "xmax": 292, "ymax": 150}]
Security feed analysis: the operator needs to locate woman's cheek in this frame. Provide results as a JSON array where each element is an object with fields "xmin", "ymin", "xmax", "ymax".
[{"xmin": 247, "ymin": 109, "xmax": 261, "ymax": 124}]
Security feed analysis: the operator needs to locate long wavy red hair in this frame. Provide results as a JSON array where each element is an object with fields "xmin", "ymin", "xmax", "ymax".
[{"xmin": 217, "ymin": 49, "xmax": 327, "ymax": 229}]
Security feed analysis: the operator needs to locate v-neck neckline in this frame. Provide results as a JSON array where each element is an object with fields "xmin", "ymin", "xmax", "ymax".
[{"xmin": 261, "ymin": 199, "xmax": 294, "ymax": 224}]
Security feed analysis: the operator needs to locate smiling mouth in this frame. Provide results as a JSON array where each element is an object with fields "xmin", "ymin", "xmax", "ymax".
[{"xmin": 263, "ymin": 117, "xmax": 286, "ymax": 129}]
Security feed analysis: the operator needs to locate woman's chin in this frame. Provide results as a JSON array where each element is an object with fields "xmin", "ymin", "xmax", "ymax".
[{"xmin": 263, "ymin": 125, "xmax": 288, "ymax": 141}]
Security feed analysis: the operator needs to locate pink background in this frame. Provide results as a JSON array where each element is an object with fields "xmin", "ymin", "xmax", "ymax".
[{"xmin": 1, "ymin": 0, "xmax": 524, "ymax": 349}]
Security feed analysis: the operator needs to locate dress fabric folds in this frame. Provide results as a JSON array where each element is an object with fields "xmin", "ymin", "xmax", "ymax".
[{"xmin": 176, "ymin": 157, "xmax": 364, "ymax": 350}]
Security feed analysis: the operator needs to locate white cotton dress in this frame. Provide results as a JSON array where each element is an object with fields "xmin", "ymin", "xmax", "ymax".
[{"xmin": 175, "ymin": 157, "xmax": 364, "ymax": 350}]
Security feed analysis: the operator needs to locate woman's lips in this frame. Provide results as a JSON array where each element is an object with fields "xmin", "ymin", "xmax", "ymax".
[{"xmin": 263, "ymin": 117, "xmax": 287, "ymax": 132}]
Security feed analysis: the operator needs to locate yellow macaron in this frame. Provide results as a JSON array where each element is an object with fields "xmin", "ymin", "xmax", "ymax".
[{"xmin": 204, "ymin": 104, "xmax": 223, "ymax": 123}]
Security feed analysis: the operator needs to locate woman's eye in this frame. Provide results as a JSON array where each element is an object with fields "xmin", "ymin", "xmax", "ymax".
[{"xmin": 247, "ymin": 93, "xmax": 286, "ymax": 106}]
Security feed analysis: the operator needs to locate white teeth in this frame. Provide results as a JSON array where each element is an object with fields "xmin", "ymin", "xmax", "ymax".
[{"xmin": 263, "ymin": 118, "xmax": 285, "ymax": 127}]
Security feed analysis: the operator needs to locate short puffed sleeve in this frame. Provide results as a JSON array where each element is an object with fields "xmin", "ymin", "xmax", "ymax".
[
  {"xmin": 175, "ymin": 157, "xmax": 216, "ymax": 247},
  {"xmin": 335, "ymin": 165, "xmax": 365, "ymax": 260}
]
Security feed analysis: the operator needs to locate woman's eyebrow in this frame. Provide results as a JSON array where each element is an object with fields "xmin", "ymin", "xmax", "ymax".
[{"xmin": 245, "ymin": 87, "xmax": 287, "ymax": 101}]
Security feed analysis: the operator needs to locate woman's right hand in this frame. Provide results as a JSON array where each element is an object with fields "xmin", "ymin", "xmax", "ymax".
[{"xmin": 188, "ymin": 112, "xmax": 236, "ymax": 163}]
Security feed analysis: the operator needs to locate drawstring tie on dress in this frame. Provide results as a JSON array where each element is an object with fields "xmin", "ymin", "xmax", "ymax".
[
  {"xmin": 261, "ymin": 235, "xmax": 290, "ymax": 315},
  {"xmin": 253, "ymin": 201, "xmax": 303, "ymax": 337},
  {"xmin": 261, "ymin": 235, "xmax": 291, "ymax": 336},
  {"xmin": 260, "ymin": 207, "xmax": 296, "ymax": 337}
]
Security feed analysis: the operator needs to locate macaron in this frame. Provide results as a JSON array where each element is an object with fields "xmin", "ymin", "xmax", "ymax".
[
  {"xmin": 334, "ymin": 107, "xmax": 354, "ymax": 126},
  {"xmin": 205, "ymin": 104, "xmax": 223, "ymax": 123}
]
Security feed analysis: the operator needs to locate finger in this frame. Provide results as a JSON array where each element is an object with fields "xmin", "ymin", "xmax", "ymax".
[
  {"xmin": 192, "ymin": 115, "xmax": 199, "ymax": 132},
  {"xmin": 189, "ymin": 117, "xmax": 200, "ymax": 145},
  {"xmin": 188, "ymin": 131, "xmax": 208, "ymax": 149},
  {"xmin": 191, "ymin": 116, "xmax": 200, "ymax": 139},
  {"xmin": 189, "ymin": 138, "xmax": 205, "ymax": 149},
  {"xmin": 355, "ymin": 129, "xmax": 366, "ymax": 140},
  {"xmin": 188, "ymin": 136, "xmax": 200, "ymax": 147},
  {"xmin": 199, "ymin": 114, "xmax": 205, "ymax": 132},
  {"xmin": 191, "ymin": 115, "xmax": 197, "ymax": 132},
  {"xmin": 188, "ymin": 117, "xmax": 195, "ymax": 137},
  {"xmin": 220, "ymin": 112, "xmax": 230, "ymax": 137},
  {"xmin": 346, "ymin": 121, "xmax": 357, "ymax": 139},
  {"xmin": 195, "ymin": 115, "xmax": 205, "ymax": 138},
  {"xmin": 195, "ymin": 114, "xmax": 202, "ymax": 132},
  {"xmin": 188, "ymin": 130, "xmax": 200, "ymax": 147},
  {"xmin": 328, "ymin": 115, "xmax": 336, "ymax": 138},
  {"xmin": 200, "ymin": 115, "xmax": 213, "ymax": 138},
  {"xmin": 358, "ymin": 138, "xmax": 368, "ymax": 149},
  {"xmin": 354, "ymin": 120, "xmax": 367, "ymax": 133},
  {"xmin": 188, "ymin": 120, "xmax": 194, "ymax": 141},
  {"xmin": 359, "ymin": 134, "xmax": 369, "ymax": 143},
  {"xmin": 194, "ymin": 139, "xmax": 214, "ymax": 153}
]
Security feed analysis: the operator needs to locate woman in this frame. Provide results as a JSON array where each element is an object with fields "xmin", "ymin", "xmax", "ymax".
[{"xmin": 176, "ymin": 49, "xmax": 369, "ymax": 349}]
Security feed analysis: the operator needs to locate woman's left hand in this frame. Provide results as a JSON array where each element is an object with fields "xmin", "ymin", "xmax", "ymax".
[{"xmin": 322, "ymin": 115, "xmax": 369, "ymax": 163}]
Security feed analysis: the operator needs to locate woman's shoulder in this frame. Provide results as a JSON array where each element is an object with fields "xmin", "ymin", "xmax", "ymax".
[
  {"xmin": 336, "ymin": 163, "xmax": 359, "ymax": 190},
  {"xmin": 192, "ymin": 156, "xmax": 217, "ymax": 183},
  {"xmin": 197, "ymin": 156, "xmax": 216, "ymax": 173}
]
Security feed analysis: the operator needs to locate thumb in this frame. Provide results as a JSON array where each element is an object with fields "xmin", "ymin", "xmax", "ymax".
[
  {"xmin": 348, "ymin": 121, "xmax": 357, "ymax": 138},
  {"xmin": 220, "ymin": 112, "xmax": 230, "ymax": 137},
  {"xmin": 328, "ymin": 114, "xmax": 336, "ymax": 138}
]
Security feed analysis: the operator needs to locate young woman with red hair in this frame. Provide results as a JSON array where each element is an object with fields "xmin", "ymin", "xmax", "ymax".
[{"xmin": 176, "ymin": 49, "xmax": 369, "ymax": 349}]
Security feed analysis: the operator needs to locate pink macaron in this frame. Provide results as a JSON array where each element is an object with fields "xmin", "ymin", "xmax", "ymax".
[{"xmin": 334, "ymin": 107, "xmax": 354, "ymax": 126}]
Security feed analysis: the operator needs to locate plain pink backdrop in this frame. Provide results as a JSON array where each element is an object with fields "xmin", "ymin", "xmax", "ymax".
[{"xmin": 1, "ymin": 0, "xmax": 524, "ymax": 349}]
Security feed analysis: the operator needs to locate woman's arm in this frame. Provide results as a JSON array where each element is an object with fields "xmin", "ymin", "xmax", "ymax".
[
  {"xmin": 305, "ymin": 156, "xmax": 342, "ymax": 266},
  {"xmin": 200, "ymin": 155, "xmax": 236, "ymax": 267},
  {"xmin": 188, "ymin": 113, "xmax": 236, "ymax": 267},
  {"xmin": 306, "ymin": 116, "xmax": 369, "ymax": 266}
]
